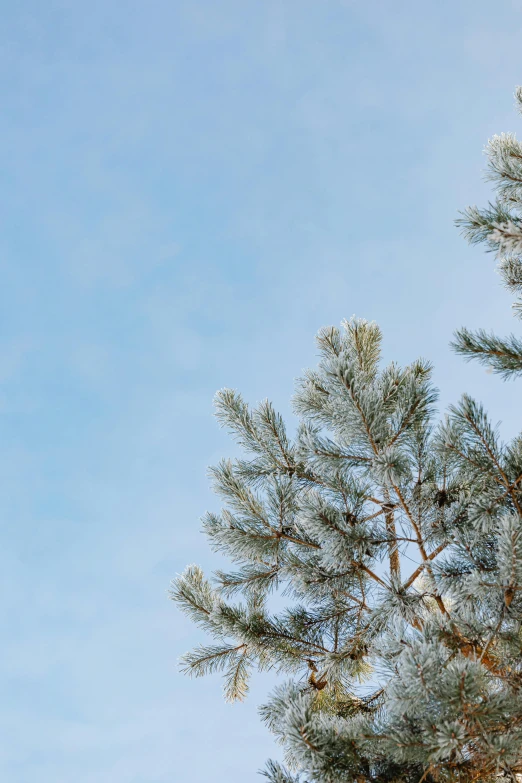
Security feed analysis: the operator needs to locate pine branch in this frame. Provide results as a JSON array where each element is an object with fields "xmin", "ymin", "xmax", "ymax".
[
  {"xmin": 452, "ymin": 328, "xmax": 522, "ymax": 378},
  {"xmin": 402, "ymin": 542, "xmax": 449, "ymax": 590}
]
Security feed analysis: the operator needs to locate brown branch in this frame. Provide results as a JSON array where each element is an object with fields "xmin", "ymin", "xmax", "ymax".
[
  {"xmin": 501, "ymin": 170, "xmax": 522, "ymax": 184},
  {"xmin": 443, "ymin": 443, "xmax": 492, "ymax": 475},
  {"xmin": 340, "ymin": 591, "xmax": 371, "ymax": 612},
  {"xmin": 188, "ymin": 644, "xmax": 246, "ymax": 667},
  {"xmin": 383, "ymin": 489, "xmax": 401, "ymax": 579},
  {"xmin": 392, "ymin": 483, "xmax": 447, "ymax": 615},
  {"xmin": 279, "ymin": 532, "xmax": 320, "ymax": 549},
  {"xmin": 299, "ymin": 725, "xmax": 320, "ymax": 752},
  {"xmin": 312, "ymin": 447, "xmax": 371, "ymax": 463},
  {"xmin": 355, "ymin": 561, "xmax": 389, "ymax": 589},
  {"xmin": 402, "ymin": 542, "xmax": 449, "ymax": 590},
  {"xmin": 260, "ymin": 630, "xmax": 330, "ymax": 654}
]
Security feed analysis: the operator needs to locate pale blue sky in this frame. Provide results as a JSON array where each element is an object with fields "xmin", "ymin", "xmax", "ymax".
[{"xmin": 3, "ymin": 1, "xmax": 522, "ymax": 781}]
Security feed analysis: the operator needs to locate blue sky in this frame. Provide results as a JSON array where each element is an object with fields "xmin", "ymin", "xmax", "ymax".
[{"xmin": 3, "ymin": 1, "xmax": 522, "ymax": 780}]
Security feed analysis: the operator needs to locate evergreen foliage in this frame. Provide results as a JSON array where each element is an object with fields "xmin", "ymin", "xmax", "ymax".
[
  {"xmin": 454, "ymin": 86, "xmax": 522, "ymax": 377},
  {"xmin": 172, "ymin": 88, "xmax": 522, "ymax": 783}
]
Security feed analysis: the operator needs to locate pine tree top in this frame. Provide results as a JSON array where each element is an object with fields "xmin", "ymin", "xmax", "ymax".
[{"xmin": 172, "ymin": 89, "xmax": 522, "ymax": 783}]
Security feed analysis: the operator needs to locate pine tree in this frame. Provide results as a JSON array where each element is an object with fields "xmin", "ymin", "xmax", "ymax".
[{"xmin": 172, "ymin": 88, "xmax": 522, "ymax": 783}]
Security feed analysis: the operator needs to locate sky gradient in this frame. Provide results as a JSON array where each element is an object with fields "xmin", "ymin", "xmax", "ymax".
[{"xmin": 3, "ymin": 1, "xmax": 522, "ymax": 781}]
